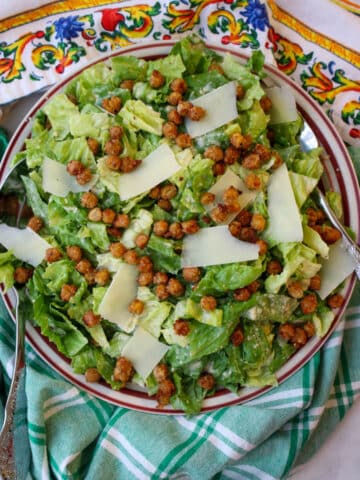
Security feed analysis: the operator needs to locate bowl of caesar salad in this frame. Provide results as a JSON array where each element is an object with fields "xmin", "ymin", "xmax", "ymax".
[{"xmin": 0, "ymin": 35, "xmax": 359, "ymax": 415}]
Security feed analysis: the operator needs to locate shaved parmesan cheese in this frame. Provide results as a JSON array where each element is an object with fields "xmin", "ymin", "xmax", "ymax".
[
  {"xmin": 121, "ymin": 326, "xmax": 169, "ymax": 380},
  {"xmin": 205, "ymin": 168, "xmax": 257, "ymax": 222},
  {"xmin": 42, "ymin": 158, "xmax": 97, "ymax": 197},
  {"xmin": 318, "ymin": 239, "xmax": 355, "ymax": 300},
  {"xmin": 119, "ymin": 143, "xmax": 181, "ymax": 201},
  {"xmin": 265, "ymin": 86, "xmax": 298, "ymax": 125},
  {"xmin": 98, "ymin": 263, "xmax": 138, "ymax": 332},
  {"xmin": 185, "ymin": 82, "xmax": 238, "ymax": 138},
  {"xmin": 266, "ymin": 164, "xmax": 303, "ymax": 243},
  {"xmin": 0, "ymin": 225, "xmax": 51, "ymax": 266},
  {"xmin": 181, "ymin": 225, "xmax": 259, "ymax": 268}
]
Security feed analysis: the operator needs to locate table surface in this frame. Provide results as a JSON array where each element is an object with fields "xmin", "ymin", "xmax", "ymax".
[{"xmin": 1, "ymin": 94, "xmax": 360, "ymax": 480}]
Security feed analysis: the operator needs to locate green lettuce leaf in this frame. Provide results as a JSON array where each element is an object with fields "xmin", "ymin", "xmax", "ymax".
[
  {"xmin": 119, "ymin": 100, "xmax": 164, "ymax": 135},
  {"xmin": 43, "ymin": 93, "xmax": 79, "ymax": 140}
]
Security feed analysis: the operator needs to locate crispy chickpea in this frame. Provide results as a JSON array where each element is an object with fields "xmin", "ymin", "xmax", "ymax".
[
  {"xmin": 84, "ymin": 270, "xmax": 96, "ymax": 285},
  {"xmin": 161, "ymin": 183, "xmax": 178, "ymax": 200},
  {"xmin": 272, "ymin": 152, "xmax": 283, "ymax": 169},
  {"xmin": 156, "ymin": 379, "xmax": 176, "ymax": 408},
  {"xmin": 45, "ymin": 247, "xmax": 62, "ymax": 263},
  {"xmin": 107, "ymin": 227, "xmax": 122, "ymax": 238},
  {"xmin": 200, "ymin": 192, "xmax": 215, "ymax": 205},
  {"xmin": 76, "ymin": 168, "xmax": 92, "ymax": 185},
  {"xmin": 279, "ymin": 323, "xmax": 296, "ymax": 341},
  {"xmin": 234, "ymin": 287, "xmax": 251, "ymax": 302},
  {"xmin": 287, "ymin": 280, "xmax": 304, "ymax": 299},
  {"xmin": 210, "ymin": 204, "xmax": 229, "ymax": 224},
  {"xmin": 162, "ymin": 121, "xmax": 178, "ymax": 139},
  {"xmin": 240, "ymin": 134, "xmax": 253, "ymax": 151},
  {"xmin": 300, "ymin": 294, "xmax": 318, "ymax": 314},
  {"xmin": 327, "ymin": 293, "xmax": 344, "ymax": 309},
  {"xmin": 256, "ymin": 239, "xmax": 268, "ymax": 256},
  {"xmin": 168, "ymin": 222, "xmax": 184, "ymax": 240},
  {"xmin": 128, "ymin": 298, "xmax": 144, "ymax": 315},
  {"xmin": 309, "ymin": 274, "xmax": 321, "ymax": 291},
  {"xmin": 123, "ymin": 249, "xmax": 139, "ymax": 265},
  {"xmin": 104, "ymin": 139, "xmax": 122, "ymax": 156},
  {"xmin": 208, "ymin": 63, "xmax": 224, "ymax": 74},
  {"xmin": 306, "ymin": 207, "xmax": 320, "ymax": 226},
  {"xmin": 188, "ymin": 105, "xmax": 206, "ymax": 121},
  {"xmin": 83, "ymin": 310, "xmax": 101, "ymax": 327},
  {"xmin": 114, "ymin": 357, "xmax": 134, "ymax": 383},
  {"xmin": 223, "ymin": 186, "xmax": 240, "ymax": 211},
  {"xmin": 212, "ymin": 162, "xmax": 226, "ymax": 176},
  {"xmin": 304, "ymin": 321, "xmax": 316, "ymax": 338},
  {"xmin": 113, "ymin": 213, "xmax": 130, "ymax": 229},
  {"xmin": 236, "ymin": 84, "xmax": 245, "ymax": 99},
  {"xmin": 120, "ymin": 157, "xmax": 142, "ymax": 173},
  {"xmin": 320, "ymin": 226, "xmax": 342, "ymax": 245},
  {"xmin": 204, "ymin": 145, "xmax": 224, "ymax": 162},
  {"xmin": 95, "ymin": 269, "xmax": 111, "ymax": 286},
  {"xmin": 155, "ymin": 283, "xmax": 169, "ymax": 300},
  {"xmin": 260, "ymin": 95, "xmax": 272, "ymax": 113},
  {"xmin": 224, "ymin": 146, "xmax": 241, "ymax": 165},
  {"xmin": 230, "ymin": 132, "xmax": 245, "ymax": 149},
  {"xmin": 85, "ymin": 368, "xmax": 101, "ymax": 383},
  {"xmin": 173, "ymin": 319, "xmax": 191, "ymax": 336},
  {"xmin": 236, "ymin": 209, "xmax": 252, "ymax": 226},
  {"xmin": 138, "ymin": 256, "xmax": 153, "ymax": 273},
  {"xmin": 177, "ymin": 100, "xmax": 192, "ymax": 117},
  {"xmin": 138, "ymin": 271, "xmax": 154, "ymax": 286},
  {"xmin": 102, "ymin": 208, "xmax": 116, "ymax": 225},
  {"xmin": 167, "ymin": 108, "xmax": 183, "ymax": 125},
  {"xmin": 109, "ymin": 125, "xmax": 124, "ymax": 139},
  {"xmin": 248, "ymin": 280, "xmax": 260, "ymax": 293},
  {"xmin": 158, "ymin": 198, "xmax": 172, "ymax": 211},
  {"xmin": 66, "ymin": 245, "xmax": 82, "ymax": 262},
  {"xmin": 76, "ymin": 258, "xmax": 93, "ymax": 275},
  {"xmin": 153, "ymin": 271, "xmax": 169, "ymax": 285},
  {"xmin": 27, "ymin": 216, "xmax": 43, "ymax": 232},
  {"xmin": 167, "ymin": 278, "xmax": 185, "ymax": 297},
  {"xmin": 135, "ymin": 233, "xmax": 149, "ymax": 249},
  {"xmin": 153, "ymin": 363, "xmax": 169, "ymax": 382},
  {"xmin": 168, "ymin": 91, "xmax": 182, "ymax": 106},
  {"xmin": 60, "ymin": 284, "xmax": 78, "ymax": 302},
  {"xmin": 231, "ymin": 326, "xmax": 244, "ymax": 346},
  {"xmin": 13, "ymin": 267, "xmax": 33, "ymax": 284},
  {"xmin": 181, "ymin": 219, "xmax": 200, "ymax": 234},
  {"xmin": 81, "ymin": 191, "xmax": 98, "ymax": 209},
  {"xmin": 245, "ymin": 172, "xmax": 262, "ymax": 190},
  {"xmin": 266, "ymin": 259, "xmax": 282, "ymax": 275},
  {"xmin": 175, "ymin": 133, "xmax": 192, "ymax": 149},
  {"xmin": 149, "ymin": 185, "xmax": 161, "ymax": 200},
  {"xmin": 110, "ymin": 242, "xmax": 127, "ymax": 258},
  {"xmin": 182, "ymin": 267, "xmax": 201, "ymax": 283},
  {"xmin": 88, "ymin": 207, "xmax": 102, "ymax": 222},
  {"xmin": 102, "ymin": 96, "xmax": 122, "ymax": 114},
  {"xmin": 149, "ymin": 69, "xmax": 165, "ymax": 88},
  {"xmin": 228, "ymin": 220, "xmax": 242, "ymax": 239},
  {"xmin": 153, "ymin": 220, "xmax": 169, "ymax": 237},
  {"xmin": 120, "ymin": 79, "xmax": 135, "ymax": 91},
  {"xmin": 253, "ymin": 144, "xmax": 272, "ymax": 162},
  {"xmin": 242, "ymin": 153, "xmax": 261, "ymax": 170},
  {"xmin": 200, "ymin": 296, "xmax": 217, "ymax": 311},
  {"xmin": 67, "ymin": 160, "xmax": 84, "ymax": 176},
  {"xmin": 170, "ymin": 78, "xmax": 187, "ymax": 94},
  {"xmin": 239, "ymin": 227, "xmax": 258, "ymax": 243},
  {"xmin": 198, "ymin": 373, "xmax": 215, "ymax": 390},
  {"xmin": 292, "ymin": 327, "xmax": 308, "ymax": 349},
  {"xmin": 251, "ymin": 213, "xmax": 266, "ymax": 232}
]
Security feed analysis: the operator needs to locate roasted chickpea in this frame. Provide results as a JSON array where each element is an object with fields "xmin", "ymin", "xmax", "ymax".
[
  {"xmin": 120, "ymin": 79, "xmax": 134, "ymax": 91},
  {"xmin": 105, "ymin": 154, "xmax": 122, "ymax": 171},
  {"xmin": 253, "ymin": 143, "xmax": 272, "ymax": 162},
  {"xmin": 81, "ymin": 191, "xmax": 98, "ymax": 209},
  {"xmin": 327, "ymin": 293, "xmax": 344, "ymax": 309},
  {"xmin": 113, "ymin": 213, "xmax": 130, "ymax": 229},
  {"xmin": 120, "ymin": 157, "xmax": 142, "ymax": 173},
  {"xmin": 320, "ymin": 226, "xmax": 342, "ymax": 245},
  {"xmin": 88, "ymin": 207, "xmax": 102, "ymax": 222},
  {"xmin": 166, "ymin": 278, "xmax": 185, "ymax": 297},
  {"xmin": 85, "ymin": 368, "xmax": 101, "ymax": 383},
  {"xmin": 239, "ymin": 227, "xmax": 258, "ymax": 243},
  {"xmin": 161, "ymin": 184, "xmax": 178, "ymax": 200},
  {"xmin": 138, "ymin": 256, "xmax": 153, "ymax": 273},
  {"xmin": 153, "ymin": 220, "xmax": 169, "ymax": 237},
  {"xmin": 212, "ymin": 162, "xmax": 226, "ymax": 176},
  {"xmin": 223, "ymin": 186, "xmax": 240, "ymax": 211},
  {"xmin": 231, "ymin": 326, "xmax": 244, "ymax": 346},
  {"xmin": 266, "ymin": 260, "xmax": 282, "ymax": 275},
  {"xmin": 248, "ymin": 280, "xmax": 260, "ymax": 293},
  {"xmin": 233, "ymin": 287, "xmax": 251, "ymax": 302},
  {"xmin": 309, "ymin": 274, "xmax": 321, "ymax": 291},
  {"xmin": 244, "ymin": 172, "xmax": 262, "ymax": 190},
  {"xmin": 210, "ymin": 204, "xmax": 229, "ymax": 224},
  {"xmin": 304, "ymin": 321, "xmax": 316, "ymax": 338},
  {"xmin": 182, "ymin": 267, "xmax": 201, "ymax": 283},
  {"xmin": 66, "ymin": 245, "xmax": 82, "ymax": 262},
  {"xmin": 156, "ymin": 379, "xmax": 176, "ymax": 408},
  {"xmin": 149, "ymin": 185, "xmax": 161, "ymax": 200},
  {"xmin": 198, "ymin": 373, "xmax": 215, "ymax": 390},
  {"xmin": 84, "ymin": 270, "xmax": 96, "ymax": 285},
  {"xmin": 236, "ymin": 209, "xmax": 252, "ymax": 226},
  {"xmin": 107, "ymin": 227, "xmax": 122, "ymax": 238},
  {"xmin": 177, "ymin": 100, "xmax": 192, "ymax": 117},
  {"xmin": 175, "ymin": 133, "xmax": 192, "ymax": 148},
  {"xmin": 229, "ymin": 132, "xmax": 244, "ymax": 149},
  {"xmin": 158, "ymin": 198, "xmax": 172, "ymax": 212},
  {"xmin": 27, "ymin": 216, "xmax": 43, "ymax": 232},
  {"xmin": 292, "ymin": 327, "xmax": 308, "ymax": 349},
  {"xmin": 256, "ymin": 239, "xmax": 268, "ymax": 256},
  {"xmin": 208, "ymin": 63, "xmax": 224, "ymax": 74},
  {"xmin": 153, "ymin": 363, "xmax": 169, "ymax": 382},
  {"xmin": 123, "ymin": 249, "xmax": 139, "ymax": 265},
  {"xmin": 181, "ymin": 219, "xmax": 200, "ymax": 234},
  {"xmin": 170, "ymin": 78, "xmax": 187, "ymax": 94},
  {"xmin": 110, "ymin": 242, "xmax": 127, "ymax": 258},
  {"xmin": 162, "ymin": 121, "xmax": 178, "ymax": 139},
  {"xmin": 109, "ymin": 125, "xmax": 124, "ymax": 139},
  {"xmin": 76, "ymin": 168, "xmax": 92, "ymax": 185},
  {"xmin": 242, "ymin": 153, "xmax": 261, "ymax": 170},
  {"xmin": 224, "ymin": 146, "xmax": 241, "ymax": 165},
  {"xmin": 173, "ymin": 319, "xmax": 191, "ymax": 336},
  {"xmin": 260, "ymin": 95, "xmax": 272, "ymax": 113},
  {"xmin": 102, "ymin": 96, "xmax": 122, "ymax": 114},
  {"xmin": 188, "ymin": 105, "xmax": 206, "ymax": 121},
  {"xmin": 14, "ymin": 267, "xmax": 33, "ymax": 284},
  {"xmin": 102, "ymin": 208, "xmax": 116, "ymax": 225},
  {"xmin": 200, "ymin": 192, "xmax": 215, "ymax": 205},
  {"xmin": 228, "ymin": 220, "xmax": 242, "ymax": 239},
  {"xmin": 83, "ymin": 310, "xmax": 101, "ymax": 327},
  {"xmin": 251, "ymin": 213, "xmax": 266, "ymax": 232},
  {"xmin": 236, "ymin": 84, "xmax": 245, "ymax": 99},
  {"xmin": 300, "ymin": 294, "xmax": 318, "ymax": 314},
  {"xmin": 138, "ymin": 271, "xmax": 154, "ymax": 286},
  {"xmin": 45, "ymin": 247, "xmax": 62, "ymax": 263},
  {"xmin": 95, "ymin": 269, "xmax": 111, "ymax": 286},
  {"xmin": 104, "ymin": 138, "xmax": 122, "ymax": 156},
  {"xmin": 113, "ymin": 357, "xmax": 134, "ymax": 383},
  {"xmin": 66, "ymin": 160, "xmax": 84, "ymax": 176},
  {"xmin": 168, "ymin": 91, "xmax": 182, "ymax": 106},
  {"xmin": 128, "ymin": 299, "xmax": 144, "ymax": 315},
  {"xmin": 168, "ymin": 222, "xmax": 184, "ymax": 240},
  {"xmin": 60, "ymin": 284, "xmax": 78, "ymax": 302},
  {"xmin": 271, "ymin": 152, "xmax": 283, "ymax": 169},
  {"xmin": 76, "ymin": 258, "xmax": 93, "ymax": 275},
  {"xmin": 200, "ymin": 296, "xmax": 217, "ymax": 311},
  {"xmin": 279, "ymin": 323, "xmax": 296, "ymax": 341},
  {"xmin": 287, "ymin": 280, "xmax": 304, "ymax": 299},
  {"xmin": 204, "ymin": 145, "xmax": 224, "ymax": 162},
  {"xmin": 155, "ymin": 283, "xmax": 169, "ymax": 300},
  {"xmin": 135, "ymin": 233, "xmax": 149, "ymax": 249},
  {"xmin": 149, "ymin": 69, "xmax": 165, "ymax": 88},
  {"xmin": 153, "ymin": 271, "xmax": 169, "ymax": 285},
  {"xmin": 167, "ymin": 109, "xmax": 183, "ymax": 125}
]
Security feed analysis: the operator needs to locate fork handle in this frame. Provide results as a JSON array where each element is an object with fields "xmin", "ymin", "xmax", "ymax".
[{"xmin": 0, "ymin": 358, "xmax": 26, "ymax": 479}]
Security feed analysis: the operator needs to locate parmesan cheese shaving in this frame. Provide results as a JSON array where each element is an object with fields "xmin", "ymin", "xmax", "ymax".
[{"xmin": 0, "ymin": 225, "xmax": 51, "ymax": 266}]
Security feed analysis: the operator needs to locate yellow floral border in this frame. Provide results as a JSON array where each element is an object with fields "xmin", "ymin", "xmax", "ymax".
[
  {"xmin": 0, "ymin": 0, "xmax": 123, "ymax": 33},
  {"xmin": 267, "ymin": 0, "xmax": 360, "ymax": 68}
]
